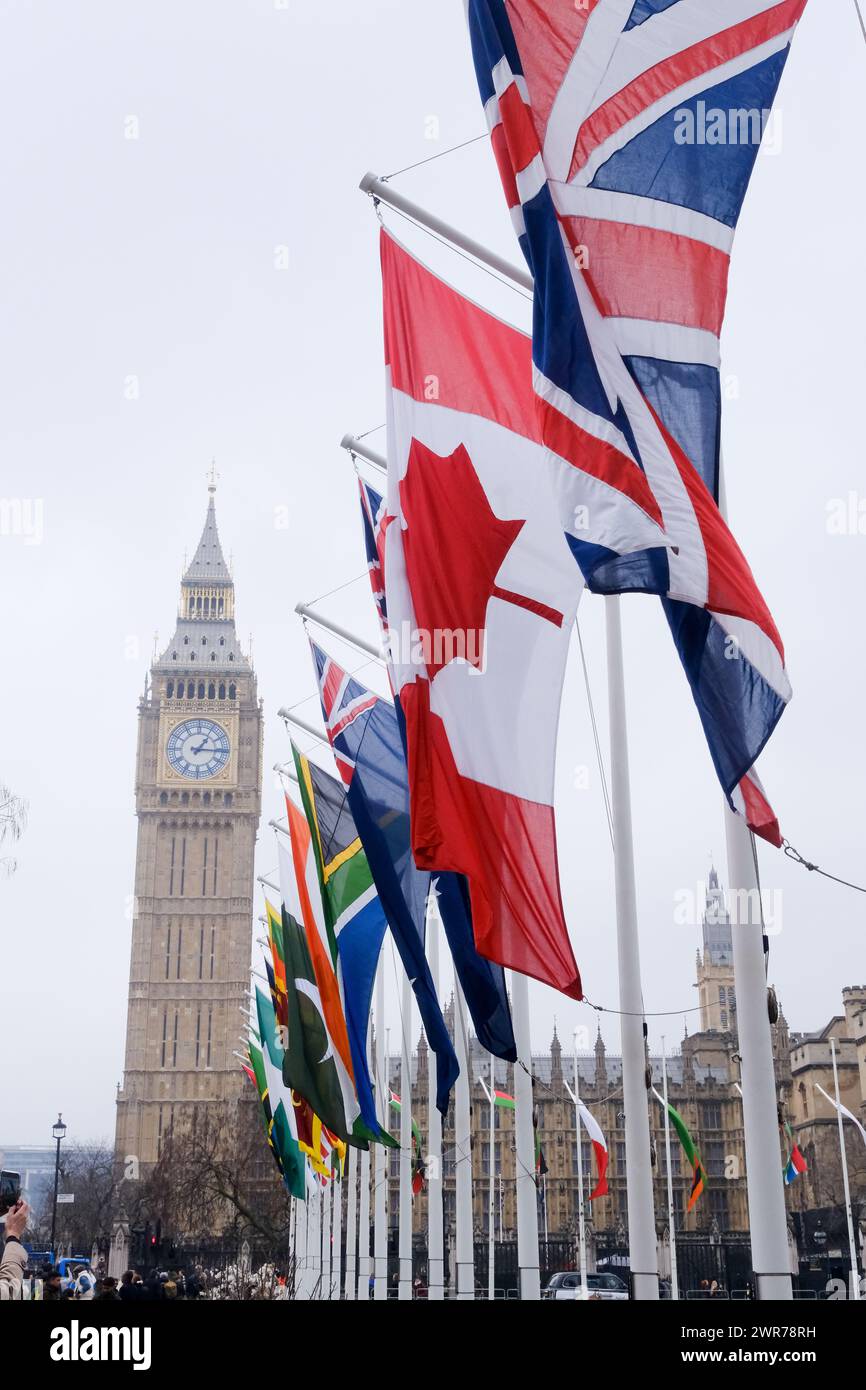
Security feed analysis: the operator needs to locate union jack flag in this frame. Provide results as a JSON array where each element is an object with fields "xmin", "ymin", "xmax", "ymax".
[
  {"xmin": 315, "ymin": 650, "xmax": 378, "ymax": 786},
  {"xmin": 467, "ymin": 0, "xmax": 803, "ymax": 843},
  {"xmin": 358, "ymin": 477, "xmax": 390, "ymax": 632}
]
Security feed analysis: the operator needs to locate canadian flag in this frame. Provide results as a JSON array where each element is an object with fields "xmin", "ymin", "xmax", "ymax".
[{"xmin": 380, "ymin": 229, "xmax": 610, "ymax": 998}]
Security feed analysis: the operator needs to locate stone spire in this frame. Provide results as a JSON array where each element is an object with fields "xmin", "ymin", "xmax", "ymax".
[
  {"xmin": 444, "ymin": 993, "xmax": 455, "ymax": 1044},
  {"xmin": 183, "ymin": 482, "xmax": 232, "ymax": 587},
  {"xmin": 550, "ymin": 1024, "xmax": 563, "ymax": 1087},
  {"xmin": 702, "ymin": 863, "xmax": 733, "ymax": 966},
  {"xmin": 594, "ymin": 1025, "xmax": 607, "ymax": 1089},
  {"xmin": 416, "ymin": 1029, "xmax": 428, "ymax": 1081}
]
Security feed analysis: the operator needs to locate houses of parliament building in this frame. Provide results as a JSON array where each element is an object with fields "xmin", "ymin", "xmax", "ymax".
[{"xmin": 388, "ymin": 869, "xmax": 866, "ymax": 1248}]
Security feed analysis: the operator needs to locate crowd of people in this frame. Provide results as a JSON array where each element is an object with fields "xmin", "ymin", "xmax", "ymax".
[
  {"xmin": 0, "ymin": 1197, "xmax": 293, "ymax": 1301},
  {"xmin": 0, "ymin": 1198, "xmax": 210, "ymax": 1301}
]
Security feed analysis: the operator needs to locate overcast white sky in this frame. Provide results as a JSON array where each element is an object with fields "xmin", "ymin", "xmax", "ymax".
[{"xmin": 1, "ymin": 1, "xmax": 864, "ymax": 1146}]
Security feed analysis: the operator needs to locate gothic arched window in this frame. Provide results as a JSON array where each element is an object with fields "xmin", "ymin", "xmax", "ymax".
[
  {"xmin": 197, "ymin": 681, "xmax": 205, "ymax": 699},
  {"xmin": 218, "ymin": 683, "xmax": 225, "ymax": 700},
  {"xmin": 208, "ymin": 683, "xmax": 215, "ymax": 700},
  {"xmin": 177, "ymin": 681, "xmax": 185, "ymax": 698},
  {"xmin": 166, "ymin": 681, "xmax": 174, "ymax": 698},
  {"xmin": 229, "ymin": 683, "xmax": 236, "ymax": 701}
]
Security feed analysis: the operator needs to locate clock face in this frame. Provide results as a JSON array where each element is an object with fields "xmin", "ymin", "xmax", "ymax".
[{"xmin": 166, "ymin": 719, "xmax": 231, "ymax": 780}]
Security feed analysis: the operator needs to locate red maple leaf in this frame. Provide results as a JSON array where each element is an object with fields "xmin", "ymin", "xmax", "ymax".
[{"xmin": 399, "ymin": 439, "xmax": 562, "ymax": 681}]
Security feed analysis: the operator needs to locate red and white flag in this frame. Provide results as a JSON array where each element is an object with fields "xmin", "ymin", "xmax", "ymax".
[
  {"xmin": 577, "ymin": 1098, "xmax": 609, "ymax": 1200},
  {"xmin": 380, "ymin": 230, "xmax": 596, "ymax": 998}
]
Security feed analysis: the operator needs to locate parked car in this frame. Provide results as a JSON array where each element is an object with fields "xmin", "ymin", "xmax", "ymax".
[{"xmin": 543, "ymin": 1271, "xmax": 629, "ymax": 1301}]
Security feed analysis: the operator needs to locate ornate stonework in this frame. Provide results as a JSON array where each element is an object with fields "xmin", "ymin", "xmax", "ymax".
[{"xmin": 114, "ymin": 486, "xmax": 262, "ymax": 1175}]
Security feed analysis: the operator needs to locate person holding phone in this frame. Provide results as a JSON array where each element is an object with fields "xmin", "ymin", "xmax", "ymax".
[{"xmin": 0, "ymin": 1200, "xmax": 30, "ymax": 1295}]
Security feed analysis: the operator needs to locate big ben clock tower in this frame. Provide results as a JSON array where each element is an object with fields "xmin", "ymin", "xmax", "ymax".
[{"xmin": 114, "ymin": 480, "xmax": 263, "ymax": 1175}]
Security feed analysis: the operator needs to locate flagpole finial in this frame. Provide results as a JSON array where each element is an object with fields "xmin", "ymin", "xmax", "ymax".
[{"xmin": 207, "ymin": 459, "xmax": 219, "ymax": 494}]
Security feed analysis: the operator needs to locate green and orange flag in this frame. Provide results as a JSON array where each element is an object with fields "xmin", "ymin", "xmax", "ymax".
[{"xmin": 665, "ymin": 1097, "xmax": 707, "ymax": 1211}]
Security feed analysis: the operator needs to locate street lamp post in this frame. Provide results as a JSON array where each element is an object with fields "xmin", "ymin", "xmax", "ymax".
[{"xmin": 49, "ymin": 1113, "xmax": 67, "ymax": 1257}]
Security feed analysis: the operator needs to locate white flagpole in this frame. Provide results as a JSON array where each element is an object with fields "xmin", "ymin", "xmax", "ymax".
[
  {"xmin": 333, "ymin": 1166, "xmax": 342, "ymax": 1299},
  {"xmin": 717, "ymin": 452, "xmax": 793, "ymax": 1302},
  {"xmin": 498, "ymin": 1174, "xmax": 503, "ymax": 1243},
  {"xmin": 318, "ymin": 1186, "xmax": 326, "ymax": 1299},
  {"xmin": 830, "ymin": 1036, "xmax": 861, "ymax": 1301},
  {"xmin": 564, "ymin": 1033, "xmax": 589, "ymax": 1300},
  {"xmin": 453, "ymin": 981, "xmax": 475, "ymax": 1299},
  {"xmin": 302, "ymin": 1188, "xmax": 312, "ymax": 1300},
  {"xmin": 360, "ymin": 173, "xmax": 533, "ymax": 291},
  {"xmin": 358, "ymin": 1147, "xmax": 371, "ymax": 1301},
  {"xmin": 374, "ymin": 963, "xmax": 388, "ymax": 1300},
  {"xmin": 295, "ymin": 1190, "xmax": 307, "ymax": 1300},
  {"xmin": 311, "ymin": 1187, "xmax": 321, "ymax": 1299},
  {"xmin": 724, "ymin": 804, "xmax": 792, "ymax": 1299},
  {"xmin": 427, "ymin": 902, "xmax": 445, "ymax": 1301},
  {"xmin": 344, "ymin": 1147, "xmax": 357, "ymax": 1301},
  {"xmin": 489, "ymin": 1055, "xmax": 496, "ymax": 1300},
  {"xmin": 293, "ymin": 604, "xmax": 380, "ymax": 660},
  {"xmin": 323, "ymin": 1177, "xmax": 332, "ymax": 1299},
  {"xmin": 359, "ymin": 1001, "xmax": 374, "ymax": 1300},
  {"xmin": 605, "ymin": 595, "xmax": 659, "ymax": 1302},
  {"xmin": 661, "ymin": 1039, "xmax": 679, "ymax": 1302},
  {"xmin": 511, "ymin": 969, "xmax": 541, "ymax": 1300},
  {"xmin": 399, "ymin": 973, "xmax": 414, "ymax": 1300}
]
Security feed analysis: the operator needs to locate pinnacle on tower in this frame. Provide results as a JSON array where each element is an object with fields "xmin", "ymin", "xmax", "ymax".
[
  {"xmin": 156, "ymin": 483, "xmax": 249, "ymax": 670},
  {"xmin": 594, "ymin": 1024, "xmax": 607, "ymax": 1086},
  {"xmin": 183, "ymin": 488, "xmax": 232, "ymax": 586},
  {"xmin": 550, "ymin": 1024, "xmax": 562, "ymax": 1084}
]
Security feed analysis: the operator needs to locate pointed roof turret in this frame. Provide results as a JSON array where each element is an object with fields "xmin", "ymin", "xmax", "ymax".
[
  {"xmin": 183, "ymin": 480, "xmax": 231, "ymax": 586},
  {"xmin": 594, "ymin": 1023, "xmax": 607, "ymax": 1087},
  {"xmin": 550, "ymin": 1023, "xmax": 563, "ymax": 1086},
  {"xmin": 155, "ymin": 476, "xmax": 249, "ymax": 673}
]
